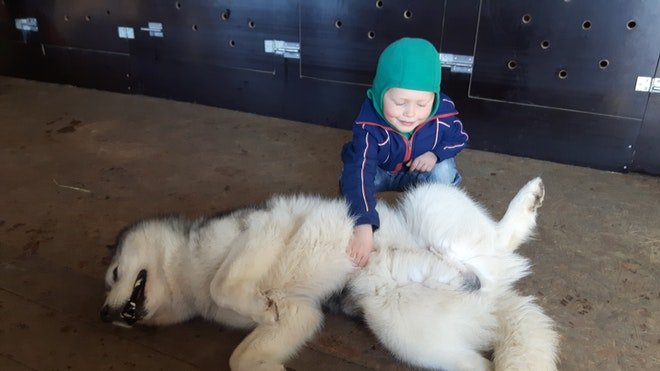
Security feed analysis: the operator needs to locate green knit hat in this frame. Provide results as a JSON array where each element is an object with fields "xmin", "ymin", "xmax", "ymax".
[{"xmin": 367, "ymin": 38, "xmax": 442, "ymax": 120}]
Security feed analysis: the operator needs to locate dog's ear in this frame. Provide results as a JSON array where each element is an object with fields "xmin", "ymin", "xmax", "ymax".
[
  {"xmin": 107, "ymin": 222, "xmax": 135, "ymax": 252},
  {"xmin": 103, "ymin": 241, "xmax": 119, "ymax": 266}
]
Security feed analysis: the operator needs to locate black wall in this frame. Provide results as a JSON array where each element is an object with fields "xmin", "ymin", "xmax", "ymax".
[{"xmin": 1, "ymin": 0, "xmax": 659, "ymax": 175}]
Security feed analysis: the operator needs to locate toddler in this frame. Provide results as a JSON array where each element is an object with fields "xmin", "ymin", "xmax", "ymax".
[{"xmin": 340, "ymin": 38, "xmax": 468, "ymax": 267}]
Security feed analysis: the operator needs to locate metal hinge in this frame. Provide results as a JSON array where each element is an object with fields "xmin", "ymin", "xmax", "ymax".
[
  {"xmin": 439, "ymin": 53, "xmax": 474, "ymax": 74},
  {"xmin": 140, "ymin": 22, "xmax": 164, "ymax": 38},
  {"xmin": 264, "ymin": 40, "xmax": 300, "ymax": 59},
  {"xmin": 635, "ymin": 76, "xmax": 660, "ymax": 93},
  {"xmin": 15, "ymin": 18, "xmax": 38, "ymax": 32}
]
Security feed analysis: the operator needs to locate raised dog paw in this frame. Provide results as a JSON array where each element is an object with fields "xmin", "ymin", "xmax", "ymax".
[
  {"xmin": 526, "ymin": 177, "xmax": 545, "ymax": 212},
  {"xmin": 512, "ymin": 177, "xmax": 545, "ymax": 214}
]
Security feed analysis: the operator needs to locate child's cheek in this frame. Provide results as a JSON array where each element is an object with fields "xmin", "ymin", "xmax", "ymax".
[{"xmin": 382, "ymin": 105, "xmax": 399, "ymax": 121}]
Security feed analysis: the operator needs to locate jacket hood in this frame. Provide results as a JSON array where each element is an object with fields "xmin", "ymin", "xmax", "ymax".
[{"xmin": 367, "ymin": 38, "xmax": 442, "ymax": 121}]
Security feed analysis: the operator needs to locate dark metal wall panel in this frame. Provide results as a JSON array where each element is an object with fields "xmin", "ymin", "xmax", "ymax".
[
  {"xmin": 441, "ymin": 0, "xmax": 480, "ymax": 56},
  {"xmin": 0, "ymin": 0, "xmax": 12, "ymax": 39},
  {"xmin": 130, "ymin": 57, "xmax": 367, "ymax": 129},
  {"xmin": 445, "ymin": 77, "xmax": 639, "ymax": 171},
  {"xmin": 470, "ymin": 0, "xmax": 659, "ymax": 119},
  {"xmin": 128, "ymin": 0, "xmax": 297, "ymax": 73},
  {"xmin": 0, "ymin": 36, "xmax": 47, "ymax": 81},
  {"xmin": 130, "ymin": 56, "xmax": 285, "ymax": 115},
  {"xmin": 0, "ymin": 0, "xmax": 45, "ymax": 80},
  {"xmin": 128, "ymin": 0, "xmax": 299, "ymax": 108},
  {"xmin": 632, "ymin": 61, "xmax": 660, "ymax": 175},
  {"xmin": 41, "ymin": 46, "xmax": 131, "ymax": 93},
  {"xmin": 1, "ymin": 0, "xmax": 131, "ymax": 90},
  {"xmin": 300, "ymin": 0, "xmax": 446, "ymax": 85},
  {"xmin": 1, "ymin": 0, "xmax": 659, "ymax": 175},
  {"xmin": 4, "ymin": 0, "xmax": 129, "ymax": 53}
]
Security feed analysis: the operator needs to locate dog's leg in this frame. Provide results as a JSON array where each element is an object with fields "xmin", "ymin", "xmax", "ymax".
[
  {"xmin": 386, "ymin": 248, "xmax": 480, "ymax": 291},
  {"xmin": 493, "ymin": 291, "xmax": 559, "ymax": 371},
  {"xmin": 229, "ymin": 298, "xmax": 323, "ymax": 371},
  {"xmin": 210, "ymin": 233, "xmax": 281, "ymax": 325},
  {"xmin": 496, "ymin": 177, "xmax": 544, "ymax": 253},
  {"xmin": 210, "ymin": 212, "xmax": 291, "ymax": 324}
]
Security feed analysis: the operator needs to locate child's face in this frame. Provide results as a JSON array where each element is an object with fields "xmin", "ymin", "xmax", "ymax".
[{"xmin": 382, "ymin": 88, "xmax": 435, "ymax": 133}]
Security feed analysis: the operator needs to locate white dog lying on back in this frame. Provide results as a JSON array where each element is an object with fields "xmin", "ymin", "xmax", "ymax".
[{"xmin": 101, "ymin": 178, "xmax": 558, "ymax": 370}]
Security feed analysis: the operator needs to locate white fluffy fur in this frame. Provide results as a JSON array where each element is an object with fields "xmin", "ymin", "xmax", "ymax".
[
  {"xmin": 102, "ymin": 178, "xmax": 558, "ymax": 371},
  {"xmin": 351, "ymin": 177, "xmax": 558, "ymax": 371}
]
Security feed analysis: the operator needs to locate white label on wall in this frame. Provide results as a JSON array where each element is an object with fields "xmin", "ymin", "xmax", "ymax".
[
  {"xmin": 117, "ymin": 26, "xmax": 135, "ymax": 39},
  {"xmin": 635, "ymin": 76, "xmax": 652, "ymax": 92},
  {"xmin": 15, "ymin": 18, "xmax": 38, "ymax": 31},
  {"xmin": 140, "ymin": 22, "xmax": 164, "ymax": 38}
]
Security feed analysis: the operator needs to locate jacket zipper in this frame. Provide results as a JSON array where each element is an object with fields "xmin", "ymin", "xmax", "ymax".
[
  {"xmin": 357, "ymin": 112, "xmax": 456, "ymax": 172},
  {"xmin": 391, "ymin": 125, "xmax": 420, "ymax": 172},
  {"xmin": 402, "ymin": 126, "xmax": 421, "ymax": 169}
]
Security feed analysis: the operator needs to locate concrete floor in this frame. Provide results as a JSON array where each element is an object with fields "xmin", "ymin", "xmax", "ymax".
[{"xmin": 0, "ymin": 76, "xmax": 658, "ymax": 370}]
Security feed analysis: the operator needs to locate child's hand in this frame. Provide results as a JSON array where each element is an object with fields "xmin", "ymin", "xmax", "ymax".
[
  {"xmin": 407, "ymin": 151, "xmax": 438, "ymax": 172},
  {"xmin": 347, "ymin": 224, "xmax": 374, "ymax": 267}
]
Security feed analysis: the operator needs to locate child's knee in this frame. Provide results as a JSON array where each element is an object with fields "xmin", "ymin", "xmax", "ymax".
[{"xmin": 429, "ymin": 158, "xmax": 461, "ymax": 185}]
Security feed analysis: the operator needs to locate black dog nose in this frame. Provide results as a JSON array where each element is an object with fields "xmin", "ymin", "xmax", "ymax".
[{"xmin": 100, "ymin": 305, "xmax": 112, "ymax": 322}]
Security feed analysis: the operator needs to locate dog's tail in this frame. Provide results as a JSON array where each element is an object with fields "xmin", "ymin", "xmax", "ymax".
[{"xmin": 492, "ymin": 291, "xmax": 559, "ymax": 370}]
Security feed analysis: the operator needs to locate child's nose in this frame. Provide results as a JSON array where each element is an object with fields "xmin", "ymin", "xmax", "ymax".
[{"xmin": 403, "ymin": 105, "xmax": 415, "ymax": 117}]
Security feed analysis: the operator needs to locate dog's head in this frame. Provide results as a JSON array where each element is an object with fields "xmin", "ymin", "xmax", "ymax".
[{"xmin": 100, "ymin": 218, "xmax": 189, "ymax": 327}]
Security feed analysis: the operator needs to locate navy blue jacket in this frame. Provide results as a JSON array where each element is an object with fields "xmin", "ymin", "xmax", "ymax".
[{"xmin": 340, "ymin": 94, "xmax": 468, "ymax": 229}]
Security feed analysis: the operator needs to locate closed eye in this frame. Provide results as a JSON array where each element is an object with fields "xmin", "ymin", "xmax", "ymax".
[{"xmin": 113, "ymin": 267, "xmax": 118, "ymax": 282}]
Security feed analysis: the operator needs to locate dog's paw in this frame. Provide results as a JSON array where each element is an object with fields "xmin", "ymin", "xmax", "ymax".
[
  {"xmin": 525, "ymin": 177, "xmax": 545, "ymax": 212},
  {"xmin": 510, "ymin": 177, "xmax": 545, "ymax": 215}
]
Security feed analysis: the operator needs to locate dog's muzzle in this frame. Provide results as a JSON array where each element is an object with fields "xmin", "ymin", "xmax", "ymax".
[{"xmin": 100, "ymin": 269, "xmax": 147, "ymax": 326}]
